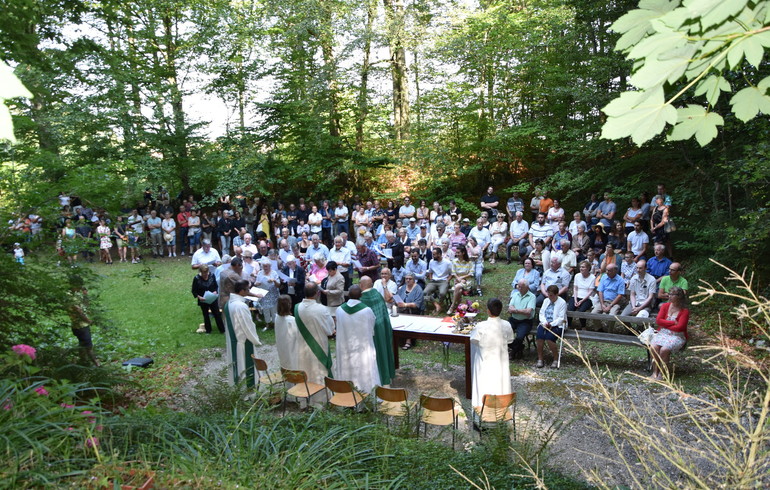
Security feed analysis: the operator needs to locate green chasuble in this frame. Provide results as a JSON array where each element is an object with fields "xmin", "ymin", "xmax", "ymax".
[{"xmin": 359, "ymin": 289, "xmax": 395, "ymax": 385}]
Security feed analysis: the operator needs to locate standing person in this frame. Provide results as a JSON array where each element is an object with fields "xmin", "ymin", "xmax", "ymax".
[
  {"xmin": 127, "ymin": 209, "xmax": 144, "ymax": 264},
  {"xmin": 254, "ymin": 258, "xmax": 281, "ymax": 329},
  {"xmin": 320, "ymin": 260, "xmax": 345, "ymax": 317},
  {"xmin": 187, "ymin": 209, "xmax": 202, "ymax": 255},
  {"xmin": 335, "ymin": 285, "xmax": 380, "ymax": 393},
  {"xmin": 358, "ymin": 276, "xmax": 395, "ymax": 386},
  {"xmin": 650, "ymin": 286, "xmax": 689, "ymax": 379},
  {"xmin": 508, "ymin": 280, "xmax": 536, "ymax": 360},
  {"xmin": 355, "ymin": 240, "xmax": 381, "ymax": 282},
  {"xmin": 96, "ymin": 218, "xmax": 113, "ymax": 264},
  {"xmin": 191, "ymin": 239, "xmax": 222, "ymax": 270},
  {"xmin": 480, "ymin": 186, "xmax": 500, "ymax": 219},
  {"xmin": 75, "ymin": 216, "xmax": 94, "ymax": 263},
  {"xmin": 219, "ymin": 257, "xmax": 244, "ymax": 309},
  {"xmin": 295, "ymin": 282, "xmax": 335, "ymax": 385},
  {"xmin": 146, "ymin": 210, "xmax": 163, "ymax": 258},
  {"xmin": 113, "ymin": 216, "xmax": 128, "ymax": 263},
  {"xmin": 398, "ymin": 196, "xmax": 415, "ymax": 220},
  {"xmin": 529, "ymin": 188, "xmax": 543, "ymax": 221},
  {"xmin": 650, "ymin": 195, "xmax": 670, "ymax": 246},
  {"xmin": 67, "ymin": 276, "xmax": 99, "ymax": 366},
  {"xmin": 275, "ymin": 295, "xmax": 300, "ymax": 370},
  {"xmin": 334, "ymin": 199, "xmax": 349, "ymax": 236},
  {"xmin": 223, "ymin": 280, "xmax": 263, "ymax": 386},
  {"xmin": 470, "ymin": 298, "xmax": 514, "ymax": 410},
  {"xmin": 176, "ymin": 205, "xmax": 190, "ymax": 256},
  {"xmin": 328, "ymin": 236, "xmax": 352, "ymax": 290},
  {"xmin": 280, "ymin": 255, "xmax": 306, "ymax": 306},
  {"xmin": 162, "ymin": 212, "xmax": 177, "ymax": 257},
  {"xmin": 191, "ymin": 264, "xmax": 225, "ymax": 334},
  {"xmin": 13, "ymin": 243, "xmax": 24, "ymax": 264},
  {"xmin": 320, "ymin": 200, "xmax": 334, "ymax": 247}
]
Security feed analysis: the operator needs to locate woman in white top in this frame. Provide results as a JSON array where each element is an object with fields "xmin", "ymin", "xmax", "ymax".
[
  {"xmin": 354, "ymin": 207, "xmax": 370, "ymax": 234},
  {"xmin": 568, "ymin": 211, "xmax": 587, "ymax": 236},
  {"xmin": 546, "ymin": 199, "xmax": 565, "ymax": 232},
  {"xmin": 567, "ymin": 261, "xmax": 595, "ymax": 330},
  {"xmin": 274, "ymin": 295, "xmax": 300, "ymax": 370},
  {"xmin": 536, "ymin": 285, "xmax": 568, "ymax": 368},
  {"xmin": 623, "ymin": 197, "xmax": 643, "ymax": 234},
  {"xmin": 488, "ymin": 213, "xmax": 508, "ymax": 264}
]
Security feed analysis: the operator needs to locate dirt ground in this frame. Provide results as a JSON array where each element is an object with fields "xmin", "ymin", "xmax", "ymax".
[{"xmin": 180, "ymin": 337, "xmax": 708, "ymax": 487}]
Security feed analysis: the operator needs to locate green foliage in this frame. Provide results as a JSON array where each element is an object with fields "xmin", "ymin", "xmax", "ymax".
[{"xmin": 602, "ymin": 0, "xmax": 770, "ymax": 146}]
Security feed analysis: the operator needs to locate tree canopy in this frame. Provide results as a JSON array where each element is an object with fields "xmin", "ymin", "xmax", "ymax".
[{"xmin": 1, "ymin": 0, "xmax": 769, "ymax": 279}]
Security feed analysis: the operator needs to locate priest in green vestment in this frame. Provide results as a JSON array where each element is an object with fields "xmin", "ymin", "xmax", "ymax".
[{"xmin": 358, "ymin": 276, "xmax": 395, "ymax": 385}]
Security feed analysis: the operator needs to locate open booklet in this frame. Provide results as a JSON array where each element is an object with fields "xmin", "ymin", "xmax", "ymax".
[{"xmin": 248, "ymin": 286, "xmax": 269, "ymax": 298}]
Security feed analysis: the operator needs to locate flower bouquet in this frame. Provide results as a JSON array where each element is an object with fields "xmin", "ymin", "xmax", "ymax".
[{"xmin": 453, "ymin": 301, "xmax": 481, "ymax": 334}]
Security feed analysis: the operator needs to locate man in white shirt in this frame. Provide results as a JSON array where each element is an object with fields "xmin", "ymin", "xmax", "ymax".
[
  {"xmin": 468, "ymin": 218, "xmax": 492, "ymax": 258},
  {"xmin": 328, "ymin": 236, "xmax": 352, "ymax": 289},
  {"xmin": 626, "ymin": 220, "xmax": 649, "ymax": 261},
  {"xmin": 423, "ymin": 247, "xmax": 454, "ymax": 312},
  {"xmin": 241, "ymin": 233, "xmax": 258, "ymax": 256},
  {"xmin": 307, "ymin": 205, "xmax": 323, "ymax": 235},
  {"xmin": 506, "ymin": 212, "xmax": 529, "ymax": 263},
  {"xmin": 398, "ymin": 196, "xmax": 415, "ymax": 219},
  {"xmin": 334, "ymin": 200, "xmax": 349, "ymax": 236},
  {"xmin": 191, "ymin": 239, "xmax": 222, "ymax": 270},
  {"xmin": 621, "ymin": 260, "xmax": 657, "ymax": 317},
  {"xmin": 537, "ymin": 257, "xmax": 571, "ymax": 307}
]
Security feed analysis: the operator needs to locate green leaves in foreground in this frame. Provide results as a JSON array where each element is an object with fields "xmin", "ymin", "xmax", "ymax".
[
  {"xmin": 601, "ymin": 0, "xmax": 770, "ymax": 146},
  {"xmin": 601, "ymin": 88, "xmax": 677, "ymax": 145}
]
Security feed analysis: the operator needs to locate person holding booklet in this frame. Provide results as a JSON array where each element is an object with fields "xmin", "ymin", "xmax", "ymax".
[
  {"xmin": 191, "ymin": 264, "xmax": 224, "ymax": 334},
  {"xmin": 294, "ymin": 282, "xmax": 335, "ymax": 385},
  {"xmin": 334, "ymin": 285, "xmax": 380, "ymax": 393},
  {"xmin": 223, "ymin": 280, "xmax": 263, "ymax": 386}
]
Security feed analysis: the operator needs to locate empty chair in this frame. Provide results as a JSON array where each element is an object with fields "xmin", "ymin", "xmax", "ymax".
[
  {"xmin": 418, "ymin": 395, "xmax": 460, "ymax": 449},
  {"xmin": 281, "ymin": 368, "xmax": 325, "ymax": 415},
  {"xmin": 250, "ymin": 355, "xmax": 283, "ymax": 390},
  {"xmin": 324, "ymin": 377, "xmax": 367, "ymax": 410},
  {"xmin": 473, "ymin": 393, "xmax": 516, "ymax": 439},
  {"xmin": 375, "ymin": 386, "xmax": 411, "ymax": 418}
]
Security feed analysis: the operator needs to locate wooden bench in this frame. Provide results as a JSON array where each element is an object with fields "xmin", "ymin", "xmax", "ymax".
[{"xmin": 525, "ymin": 310, "xmax": 654, "ymax": 370}]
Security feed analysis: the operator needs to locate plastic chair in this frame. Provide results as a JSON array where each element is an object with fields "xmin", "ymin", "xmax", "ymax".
[
  {"xmin": 281, "ymin": 368, "xmax": 324, "ymax": 415},
  {"xmin": 418, "ymin": 395, "xmax": 460, "ymax": 449},
  {"xmin": 250, "ymin": 355, "xmax": 283, "ymax": 390},
  {"xmin": 324, "ymin": 377, "xmax": 367, "ymax": 410},
  {"xmin": 473, "ymin": 393, "xmax": 516, "ymax": 440}
]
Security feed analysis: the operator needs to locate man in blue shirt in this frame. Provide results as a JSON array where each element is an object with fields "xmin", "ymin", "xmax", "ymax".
[
  {"xmin": 646, "ymin": 243, "xmax": 672, "ymax": 284},
  {"xmin": 592, "ymin": 264, "xmax": 626, "ymax": 315}
]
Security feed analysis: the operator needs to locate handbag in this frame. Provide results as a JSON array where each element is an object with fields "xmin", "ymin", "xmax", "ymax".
[
  {"xmin": 319, "ymin": 277, "xmax": 329, "ymax": 306},
  {"xmin": 638, "ymin": 327, "xmax": 656, "ymax": 345},
  {"xmin": 664, "ymin": 219, "xmax": 676, "ymax": 233}
]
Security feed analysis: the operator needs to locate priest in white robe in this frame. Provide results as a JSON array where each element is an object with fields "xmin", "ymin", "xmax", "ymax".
[
  {"xmin": 295, "ymin": 282, "xmax": 335, "ymax": 385},
  {"xmin": 335, "ymin": 285, "xmax": 380, "ymax": 393},
  {"xmin": 223, "ymin": 279, "xmax": 263, "ymax": 387},
  {"xmin": 470, "ymin": 297, "xmax": 515, "ymax": 409},
  {"xmin": 275, "ymin": 294, "xmax": 300, "ymax": 370}
]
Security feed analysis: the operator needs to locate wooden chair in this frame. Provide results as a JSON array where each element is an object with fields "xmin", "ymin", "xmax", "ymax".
[
  {"xmin": 374, "ymin": 386, "xmax": 413, "ymax": 425},
  {"xmin": 324, "ymin": 377, "xmax": 367, "ymax": 410},
  {"xmin": 473, "ymin": 393, "xmax": 516, "ymax": 440},
  {"xmin": 280, "ymin": 368, "xmax": 324, "ymax": 415},
  {"xmin": 418, "ymin": 395, "xmax": 460, "ymax": 449},
  {"xmin": 250, "ymin": 355, "xmax": 283, "ymax": 390}
]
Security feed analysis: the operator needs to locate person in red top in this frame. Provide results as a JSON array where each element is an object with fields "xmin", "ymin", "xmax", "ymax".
[
  {"xmin": 177, "ymin": 205, "xmax": 190, "ymax": 256},
  {"xmin": 650, "ymin": 286, "xmax": 689, "ymax": 379}
]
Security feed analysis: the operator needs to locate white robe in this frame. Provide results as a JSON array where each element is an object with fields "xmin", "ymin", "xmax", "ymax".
[
  {"xmin": 295, "ymin": 299, "xmax": 335, "ymax": 385},
  {"xmin": 275, "ymin": 314, "xmax": 300, "ymax": 370},
  {"xmin": 470, "ymin": 316, "xmax": 514, "ymax": 408},
  {"xmin": 334, "ymin": 299, "xmax": 380, "ymax": 393},
  {"xmin": 225, "ymin": 294, "xmax": 263, "ymax": 385}
]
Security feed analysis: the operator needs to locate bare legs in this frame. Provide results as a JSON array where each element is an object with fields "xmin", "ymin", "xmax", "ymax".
[{"xmin": 650, "ymin": 344, "xmax": 672, "ymax": 379}]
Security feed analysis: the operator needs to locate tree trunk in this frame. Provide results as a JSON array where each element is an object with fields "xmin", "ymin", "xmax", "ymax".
[
  {"xmin": 162, "ymin": 10, "xmax": 190, "ymax": 191},
  {"xmin": 356, "ymin": 0, "xmax": 376, "ymax": 152},
  {"xmin": 383, "ymin": 0, "xmax": 410, "ymax": 140}
]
